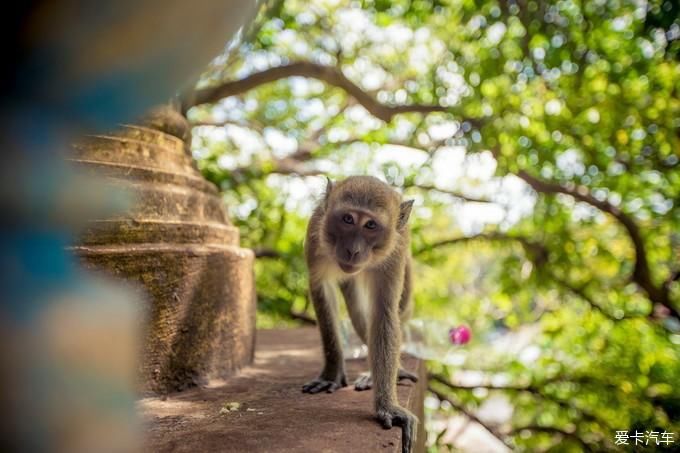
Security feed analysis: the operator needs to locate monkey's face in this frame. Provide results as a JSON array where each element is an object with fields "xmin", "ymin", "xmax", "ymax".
[{"xmin": 324, "ymin": 208, "xmax": 391, "ymax": 274}]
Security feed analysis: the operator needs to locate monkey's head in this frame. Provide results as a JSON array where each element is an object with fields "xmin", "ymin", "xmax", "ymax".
[{"xmin": 321, "ymin": 176, "xmax": 414, "ymax": 274}]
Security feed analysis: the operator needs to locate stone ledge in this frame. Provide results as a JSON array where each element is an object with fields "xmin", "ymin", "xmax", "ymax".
[
  {"xmin": 76, "ymin": 220, "xmax": 240, "ymax": 247},
  {"xmin": 69, "ymin": 158, "xmax": 219, "ymax": 194},
  {"xmin": 139, "ymin": 328, "xmax": 426, "ymax": 452}
]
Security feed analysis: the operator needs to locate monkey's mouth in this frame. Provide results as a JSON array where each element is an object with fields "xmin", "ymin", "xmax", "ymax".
[{"xmin": 338, "ymin": 262, "xmax": 359, "ymax": 274}]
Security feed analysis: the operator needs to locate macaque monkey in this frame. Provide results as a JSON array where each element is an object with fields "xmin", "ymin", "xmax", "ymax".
[{"xmin": 302, "ymin": 176, "xmax": 418, "ymax": 453}]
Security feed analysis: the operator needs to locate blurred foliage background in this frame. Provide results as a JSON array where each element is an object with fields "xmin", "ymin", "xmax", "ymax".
[{"xmin": 182, "ymin": 0, "xmax": 680, "ymax": 450}]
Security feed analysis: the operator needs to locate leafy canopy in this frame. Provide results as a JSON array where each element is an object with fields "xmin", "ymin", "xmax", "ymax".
[{"xmin": 187, "ymin": 0, "xmax": 679, "ymax": 450}]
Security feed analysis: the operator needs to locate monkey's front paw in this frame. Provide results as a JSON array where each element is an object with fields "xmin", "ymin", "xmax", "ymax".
[
  {"xmin": 301, "ymin": 372, "xmax": 347, "ymax": 394},
  {"xmin": 376, "ymin": 405, "xmax": 417, "ymax": 453}
]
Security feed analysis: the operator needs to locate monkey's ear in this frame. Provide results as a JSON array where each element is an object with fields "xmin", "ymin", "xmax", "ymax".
[
  {"xmin": 398, "ymin": 199, "xmax": 414, "ymax": 229},
  {"xmin": 324, "ymin": 177, "xmax": 334, "ymax": 205}
]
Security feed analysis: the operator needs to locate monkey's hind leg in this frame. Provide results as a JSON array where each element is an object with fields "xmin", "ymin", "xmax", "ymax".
[
  {"xmin": 353, "ymin": 369, "xmax": 418, "ymax": 391},
  {"xmin": 340, "ymin": 278, "xmax": 418, "ymax": 391}
]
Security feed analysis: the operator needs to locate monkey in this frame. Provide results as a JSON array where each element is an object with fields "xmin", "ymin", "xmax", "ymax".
[{"xmin": 302, "ymin": 175, "xmax": 418, "ymax": 453}]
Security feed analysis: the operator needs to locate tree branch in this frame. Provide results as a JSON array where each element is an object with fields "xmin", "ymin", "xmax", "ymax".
[
  {"xmin": 416, "ymin": 232, "xmax": 651, "ymax": 321},
  {"xmin": 432, "ymin": 385, "xmax": 591, "ymax": 450},
  {"xmin": 428, "ymin": 386, "xmax": 514, "ymax": 450},
  {"xmin": 414, "ymin": 232, "xmax": 540, "ymax": 257},
  {"xmin": 230, "ymin": 161, "xmax": 323, "ymax": 179},
  {"xmin": 191, "ymin": 119, "xmax": 260, "ymax": 129},
  {"xmin": 430, "ymin": 372, "xmax": 621, "ymax": 396},
  {"xmin": 430, "ymin": 373, "xmax": 613, "ymax": 432},
  {"xmin": 430, "ymin": 373, "xmax": 541, "ymax": 393},
  {"xmin": 509, "ymin": 425, "xmax": 592, "ymax": 452},
  {"xmin": 252, "ymin": 248, "xmax": 282, "ymax": 259},
  {"xmin": 549, "ymin": 272, "xmax": 630, "ymax": 320},
  {"xmin": 516, "ymin": 170, "xmax": 679, "ymax": 319},
  {"xmin": 290, "ymin": 310, "xmax": 316, "ymax": 325},
  {"xmin": 664, "ymin": 270, "xmax": 680, "ymax": 292},
  {"xmin": 404, "ymin": 183, "xmax": 492, "ymax": 203},
  {"xmin": 183, "ymin": 61, "xmax": 466, "ymax": 123},
  {"xmin": 270, "ymin": 156, "xmax": 323, "ymax": 176},
  {"xmin": 229, "ymin": 142, "xmax": 322, "ymax": 179}
]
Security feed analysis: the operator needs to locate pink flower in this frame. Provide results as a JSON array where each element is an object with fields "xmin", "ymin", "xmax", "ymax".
[{"xmin": 449, "ymin": 325, "xmax": 471, "ymax": 345}]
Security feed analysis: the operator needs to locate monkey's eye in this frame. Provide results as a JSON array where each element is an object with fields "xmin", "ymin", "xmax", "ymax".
[
  {"xmin": 342, "ymin": 214, "xmax": 354, "ymax": 224},
  {"xmin": 364, "ymin": 220, "xmax": 377, "ymax": 230}
]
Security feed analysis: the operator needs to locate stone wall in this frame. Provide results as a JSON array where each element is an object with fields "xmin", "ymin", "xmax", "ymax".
[{"xmin": 69, "ymin": 123, "xmax": 255, "ymax": 394}]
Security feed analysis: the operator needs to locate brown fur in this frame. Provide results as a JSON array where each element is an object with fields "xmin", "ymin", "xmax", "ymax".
[{"xmin": 302, "ymin": 176, "xmax": 417, "ymax": 453}]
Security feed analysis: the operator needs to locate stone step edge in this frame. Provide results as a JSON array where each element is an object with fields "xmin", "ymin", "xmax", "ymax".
[
  {"xmin": 78, "ymin": 220, "xmax": 240, "ymax": 246},
  {"xmin": 67, "ymin": 158, "xmax": 219, "ymax": 195},
  {"xmin": 82, "ymin": 133, "xmax": 187, "ymax": 157},
  {"xmin": 119, "ymin": 124, "xmax": 185, "ymax": 148},
  {"xmin": 83, "ymin": 219, "xmax": 237, "ymax": 231},
  {"xmin": 72, "ymin": 139, "xmax": 195, "ymax": 175},
  {"xmin": 70, "ymin": 243, "xmax": 254, "ymax": 258}
]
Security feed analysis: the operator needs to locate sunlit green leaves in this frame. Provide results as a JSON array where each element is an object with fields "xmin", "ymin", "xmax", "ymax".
[{"xmin": 189, "ymin": 0, "xmax": 679, "ymax": 449}]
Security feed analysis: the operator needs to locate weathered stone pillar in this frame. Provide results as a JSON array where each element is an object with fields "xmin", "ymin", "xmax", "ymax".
[{"xmin": 69, "ymin": 120, "xmax": 255, "ymax": 394}]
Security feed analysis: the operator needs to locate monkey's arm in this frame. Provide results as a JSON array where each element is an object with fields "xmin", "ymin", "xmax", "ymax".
[
  {"xmin": 370, "ymin": 266, "xmax": 417, "ymax": 453},
  {"xmin": 340, "ymin": 279, "xmax": 369, "ymax": 344},
  {"xmin": 302, "ymin": 279, "xmax": 347, "ymax": 393}
]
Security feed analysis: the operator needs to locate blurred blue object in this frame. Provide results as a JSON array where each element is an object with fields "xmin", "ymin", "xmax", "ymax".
[{"xmin": 0, "ymin": 1, "xmax": 263, "ymax": 451}]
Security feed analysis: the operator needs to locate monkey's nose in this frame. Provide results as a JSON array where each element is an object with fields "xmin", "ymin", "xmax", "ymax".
[{"xmin": 345, "ymin": 248, "xmax": 359, "ymax": 261}]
